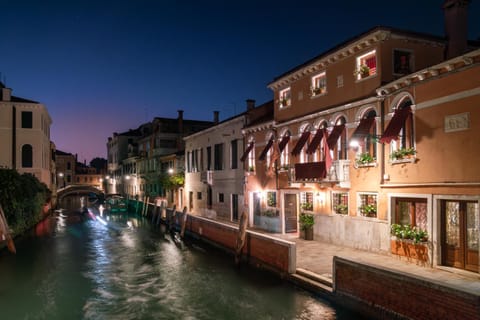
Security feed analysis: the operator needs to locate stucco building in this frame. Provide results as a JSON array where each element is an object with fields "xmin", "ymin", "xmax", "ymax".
[{"xmin": 0, "ymin": 82, "xmax": 52, "ymax": 187}]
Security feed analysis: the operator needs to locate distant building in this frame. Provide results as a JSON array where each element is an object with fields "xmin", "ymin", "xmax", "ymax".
[
  {"xmin": 184, "ymin": 100, "xmax": 273, "ymax": 221},
  {"xmin": 0, "ymin": 82, "xmax": 52, "ymax": 187},
  {"xmin": 55, "ymin": 150, "xmax": 76, "ymax": 188},
  {"xmin": 106, "ymin": 110, "xmax": 215, "ymax": 199},
  {"xmin": 75, "ymin": 161, "xmax": 103, "ymax": 190}
]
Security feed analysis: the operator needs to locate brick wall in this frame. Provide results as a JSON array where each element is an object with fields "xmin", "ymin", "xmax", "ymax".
[
  {"xmin": 180, "ymin": 213, "xmax": 295, "ymax": 274},
  {"xmin": 333, "ymin": 257, "xmax": 480, "ymax": 320}
]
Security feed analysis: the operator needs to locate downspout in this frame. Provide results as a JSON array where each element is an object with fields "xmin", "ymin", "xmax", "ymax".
[
  {"xmin": 378, "ymin": 96, "xmax": 386, "ymax": 185},
  {"xmin": 12, "ymin": 105, "xmax": 16, "ymax": 169}
]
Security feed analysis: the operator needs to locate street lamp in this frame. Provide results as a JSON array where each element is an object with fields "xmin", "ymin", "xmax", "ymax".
[{"xmin": 168, "ymin": 168, "xmax": 174, "ymax": 175}]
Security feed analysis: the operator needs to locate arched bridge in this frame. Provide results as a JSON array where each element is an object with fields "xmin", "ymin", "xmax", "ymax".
[{"xmin": 57, "ymin": 184, "xmax": 105, "ymax": 201}]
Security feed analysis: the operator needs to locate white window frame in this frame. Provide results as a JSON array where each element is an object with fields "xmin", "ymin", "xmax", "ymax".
[
  {"xmin": 311, "ymin": 72, "xmax": 326, "ymax": 97},
  {"xmin": 355, "ymin": 49, "xmax": 377, "ymax": 80},
  {"xmin": 279, "ymin": 87, "xmax": 291, "ymax": 109}
]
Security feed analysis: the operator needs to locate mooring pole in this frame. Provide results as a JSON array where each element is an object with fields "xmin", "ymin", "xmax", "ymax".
[{"xmin": 235, "ymin": 210, "xmax": 248, "ymax": 265}]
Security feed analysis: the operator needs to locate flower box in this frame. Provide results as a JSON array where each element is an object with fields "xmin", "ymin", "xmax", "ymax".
[{"xmin": 390, "ymin": 239, "xmax": 429, "ymax": 263}]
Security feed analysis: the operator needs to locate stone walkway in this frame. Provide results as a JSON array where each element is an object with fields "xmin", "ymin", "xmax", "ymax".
[{"xmin": 278, "ymin": 234, "xmax": 480, "ymax": 295}]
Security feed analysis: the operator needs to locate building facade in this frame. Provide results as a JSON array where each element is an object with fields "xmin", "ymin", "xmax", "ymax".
[
  {"xmin": 185, "ymin": 100, "xmax": 273, "ymax": 221},
  {"xmin": 241, "ymin": 19, "xmax": 479, "ymax": 274},
  {"xmin": 0, "ymin": 82, "xmax": 52, "ymax": 187}
]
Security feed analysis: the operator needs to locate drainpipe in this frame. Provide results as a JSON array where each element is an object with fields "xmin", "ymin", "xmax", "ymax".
[
  {"xmin": 12, "ymin": 105, "xmax": 16, "ymax": 169},
  {"xmin": 379, "ymin": 97, "xmax": 386, "ymax": 185}
]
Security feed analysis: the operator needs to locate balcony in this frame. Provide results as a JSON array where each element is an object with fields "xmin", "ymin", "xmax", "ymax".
[
  {"xmin": 291, "ymin": 160, "xmax": 350, "ymax": 188},
  {"xmin": 200, "ymin": 170, "xmax": 213, "ymax": 185}
]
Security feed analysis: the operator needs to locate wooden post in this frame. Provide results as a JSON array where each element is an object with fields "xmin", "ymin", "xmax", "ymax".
[
  {"xmin": 235, "ymin": 210, "xmax": 248, "ymax": 265},
  {"xmin": 0, "ymin": 204, "xmax": 16, "ymax": 254},
  {"xmin": 169, "ymin": 204, "xmax": 176, "ymax": 230},
  {"xmin": 180, "ymin": 206, "xmax": 188, "ymax": 238}
]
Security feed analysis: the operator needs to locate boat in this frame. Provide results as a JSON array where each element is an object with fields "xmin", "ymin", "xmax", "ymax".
[{"xmin": 105, "ymin": 195, "xmax": 128, "ymax": 213}]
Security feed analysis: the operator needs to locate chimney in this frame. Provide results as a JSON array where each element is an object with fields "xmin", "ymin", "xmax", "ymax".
[
  {"xmin": 177, "ymin": 109, "xmax": 184, "ymax": 133},
  {"xmin": 1, "ymin": 87, "xmax": 11, "ymax": 102},
  {"xmin": 443, "ymin": 0, "xmax": 470, "ymax": 59},
  {"xmin": 246, "ymin": 99, "xmax": 255, "ymax": 110},
  {"xmin": 213, "ymin": 111, "xmax": 219, "ymax": 124}
]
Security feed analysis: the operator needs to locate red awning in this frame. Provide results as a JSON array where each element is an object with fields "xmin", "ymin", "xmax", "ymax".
[
  {"xmin": 327, "ymin": 124, "xmax": 345, "ymax": 149},
  {"xmin": 240, "ymin": 142, "xmax": 254, "ymax": 162},
  {"xmin": 351, "ymin": 116, "xmax": 375, "ymax": 139},
  {"xmin": 306, "ymin": 129, "xmax": 324, "ymax": 154},
  {"xmin": 278, "ymin": 135, "xmax": 290, "ymax": 152},
  {"xmin": 258, "ymin": 139, "xmax": 273, "ymax": 161},
  {"xmin": 294, "ymin": 162, "xmax": 327, "ymax": 180},
  {"xmin": 379, "ymin": 107, "xmax": 412, "ymax": 144},
  {"xmin": 291, "ymin": 131, "xmax": 311, "ymax": 156}
]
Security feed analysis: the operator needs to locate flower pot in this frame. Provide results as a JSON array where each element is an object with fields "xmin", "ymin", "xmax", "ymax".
[{"xmin": 304, "ymin": 228, "xmax": 314, "ymax": 240}]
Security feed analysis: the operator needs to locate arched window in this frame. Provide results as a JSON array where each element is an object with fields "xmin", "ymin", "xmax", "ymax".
[
  {"xmin": 332, "ymin": 116, "xmax": 347, "ymax": 160},
  {"xmin": 22, "ymin": 144, "xmax": 33, "ymax": 168},
  {"xmin": 364, "ymin": 110, "xmax": 377, "ymax": 158},
  {"xmin": 350, "ymin": 109, "xmax": 377, "ymax": 160},
  {"xmin": 299, "ymin": 125, "xmax": 313, "ymax": 164},
  {"xmin": 397, "ymin": 99, "xmax": 414, "ymax": 150},
  {"xmin": 279, "ymin": 130, "xmax": 291, "ymax": 168}
]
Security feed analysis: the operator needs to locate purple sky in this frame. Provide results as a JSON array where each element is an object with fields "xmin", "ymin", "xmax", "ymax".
[{"xmin": 2, "ymin": 0, "xmax": 480, "ymax": 163}]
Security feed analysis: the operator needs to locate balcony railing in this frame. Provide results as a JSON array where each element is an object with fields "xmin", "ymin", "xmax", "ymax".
[
  {"xmin": 200, "ymin": 170, "xmax": 213, "ymax": 185},
  {"xmin": 291, "ymin": 160, "xmax": 350, "ymax": 187}
]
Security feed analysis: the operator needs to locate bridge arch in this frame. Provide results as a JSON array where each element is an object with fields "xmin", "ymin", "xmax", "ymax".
[{"xmin": 57, "ymin": 185, "xmax": 105, "ymax": 202}]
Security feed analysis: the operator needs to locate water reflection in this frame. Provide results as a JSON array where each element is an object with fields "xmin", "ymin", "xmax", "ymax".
[{"xmin": 0, "ymin": 195, "xmax": 360, "ymax": 320}]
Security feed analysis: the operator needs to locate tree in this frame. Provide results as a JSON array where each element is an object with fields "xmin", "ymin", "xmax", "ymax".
[{"xmin": 89, "ymin": 157, "xmax": 107, "ymax": 173}]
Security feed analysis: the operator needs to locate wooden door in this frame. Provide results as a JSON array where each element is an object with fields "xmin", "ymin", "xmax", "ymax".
[
  {"xmin": 284, "ymin": 193, "xmax": 297, "ymax": 233},
  {"xmin": 442, "ymin": 200, "xmax": 479, "ymax": 273}
]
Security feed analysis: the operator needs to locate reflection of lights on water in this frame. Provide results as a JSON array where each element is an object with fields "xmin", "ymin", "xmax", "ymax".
[
  {"xmin": 99, "ymin": 205, "xmax": 104, "ymax": 217},
  {"xmin": 127, "ymin": 221, "xmax": 133, "ymax": 228},
  {"xmin": 96, "ymin": 215, "xmax": 108, "ymax": 226},
  {"xmin": 106, "ymin": 216, "xmax": 110, "ymax": 221}
]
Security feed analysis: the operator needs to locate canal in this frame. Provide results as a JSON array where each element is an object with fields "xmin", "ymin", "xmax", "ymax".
[{"xmin": 0, "ymin": 196, "xmax": 361, "ymax": 319}]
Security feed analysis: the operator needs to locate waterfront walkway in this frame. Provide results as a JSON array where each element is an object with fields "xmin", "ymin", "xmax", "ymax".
[{"xmin": 278, "ymin": 233, "xmax": 480, "ymax": 295}]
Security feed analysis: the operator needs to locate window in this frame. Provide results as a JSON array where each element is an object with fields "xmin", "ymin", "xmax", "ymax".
[
  {"xmin": 394, "ymin": 198, "xmax": 427, "ymax": 230},
  {"xmin": 311, "ymin": 72, "xmax": 326, "ymax": 97},
  {"xmin": 300, "ymin": 192, "xmax": 314, "ymax": 212},
  {"xmin": 279, "ymin": 132, "xmax": 290, "ymax": 168},
  {"xmin": 337, "ymin": 75, "xmax": 344, "ymax": 88},
  {"xmin": 355, "ymin": 50, "xmax": 377, "ymax": 80},
  {"xmin": 67, "ymin": 162, "xmax": 71, "ymax": 170},
  {"xmin": 358, "ymin": 193, "xmax": 377, "ymax": 218},
  {"xmin": 390, "ymin": 99, "xmax": 415, "ymax": 159},
  {"xmin": 159, "ymin": 139, "xmax": 177, "ymax": 148},
  {"xmin": 332, "ymin": 192, "xmax": 349, "ymax": 215},
  {"xmin": 267, "ymin": 191, "xmax": 277, "ymax": 207},
  {"xmin": 207, "ymin": 146, "xmax": 212, "ymax": 170},
  {"xmin": 393, "ymin": 49, "xmax": 413, "ymax": 76},
  {"xmin": 231, "ymin": 139, "xmax": 238, "ymax": 169},
  {"xmin": 21, "ymin": 144, "xmax": 33, "ymax": 167},
  {"xmin": 248, "ymin": 142, "xmax": 255, "ymax": 172},
  {"xmin": 21, "ymin": 111, "xmax": 33, "ymax": 128},
  {"xmin": 214, "ymin": 143, "xmax": 223, "ymax": 170},
  {"xmin": 218, "ymin": 193, "xmax": 224, "ymax": 203},
  {"xmin": 67, "ymin": 175, "xmax": 71, "ymax": 183},
  {"xmin": 352, "ymin": 109, "xmax": 377, "ymax": 163},
  {"xmin": 279, "ymin": 87, "xmax": 291, "ymax": 108},
  {"xmin": 330, "ymin": 117, "xmax": 347, "ymax": 160},
  {"xmin": 197, "ymin": 192, "xmax": 202, "ymax": 200}
]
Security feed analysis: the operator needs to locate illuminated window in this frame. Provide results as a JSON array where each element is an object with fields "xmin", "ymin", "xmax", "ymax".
[
  {"xmin": 332, "ymin": 192, "xmax": 349, "ymax": 215},
  {"xmin": 355, "ymin": 50, "xmax": 377, "ymax": 80},
  {"xmin": 358, "ymin": 193, "xmax": 377, "ymax": 218},
  {"xmin": 393, "ymin": 198, "xmax": 427, "ymax": 230},
  {"xmin": 300, "ymin": 192, "xmax": 314, "ymax": 212},
  {"xmin": 279, "ymin": 87, "xmax": 291, "ymax": 108},
  {"xmin": 311, "ymin": 72, "xmax": 326, "ymax": 97}
]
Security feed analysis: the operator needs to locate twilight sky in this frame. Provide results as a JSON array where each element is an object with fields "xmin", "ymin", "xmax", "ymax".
[{"xmin": 2, "ymin": 0, "xmax": 480, "ymax": 163}]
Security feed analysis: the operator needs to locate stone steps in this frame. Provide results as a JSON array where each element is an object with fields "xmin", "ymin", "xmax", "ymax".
[{"xmin": 289, "ymin": 268, "xmax": 333, "ymax": 297}]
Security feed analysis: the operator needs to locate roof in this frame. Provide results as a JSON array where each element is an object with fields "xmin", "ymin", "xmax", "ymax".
[
  {"xmin": 55, "ymin": 150, "xmax": 74, "ymax": 156},
  {"xmin": 10, "ymin": 95, "xmax": 39, "ymax": 103},
  {"xmin": 270, "ymin": 26, "xmax": 447, "ymax": 84}
]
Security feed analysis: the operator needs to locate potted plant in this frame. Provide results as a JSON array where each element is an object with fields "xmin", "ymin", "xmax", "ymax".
[
  {"xmin": 390, "ymin": 224, "xmax": 429, "ymax": 262},
  {"xmin": 299, "ymin": 212, "xmax": 315, "ymax": 240},
  {"xmin": 279, "ymin": 98, "xmax": 289, "ymax": 107},
  {"xmin": 359, "ymin": 204, "xmax": 377, "ymax": 217},
  {"xmin": 356, "ymin": 152, "xmax": 375, "ymax": 166},
  {"xmin": 248, "ymin": 165, "xmax": 255, "ymax": 172},
  {"xmin": 334, "ymin": 204, "xmax": 348, "ymax": 215},
  {"xmin": 354, "ymin": 64, "xmax": 370, "ymax": 78},
  {"xmin": 301, "ymin": 202, "xmax": 313, "ymax": 211},
  {"xmin": 390, "ymin": 147, "xmax": 416, "ymax": 161},
  {"xmin": 310, "ymin": 86, "xmax": 325, "ymax": 96}
]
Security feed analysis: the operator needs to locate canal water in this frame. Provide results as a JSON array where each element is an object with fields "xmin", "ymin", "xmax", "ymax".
[{"xmin": 0, "ymin": 196, "xmax": 361, "ymax": 320}]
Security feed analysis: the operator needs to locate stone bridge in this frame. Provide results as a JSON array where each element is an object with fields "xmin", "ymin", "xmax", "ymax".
[{"xmin": 57, "ymin": 184, "xmax": 104, "ymax": 201}]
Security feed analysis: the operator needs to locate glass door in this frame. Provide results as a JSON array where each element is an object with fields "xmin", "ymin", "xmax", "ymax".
[{"xmin": 442, "ymin": 200, "xmax": 479, "ymax": 273}]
